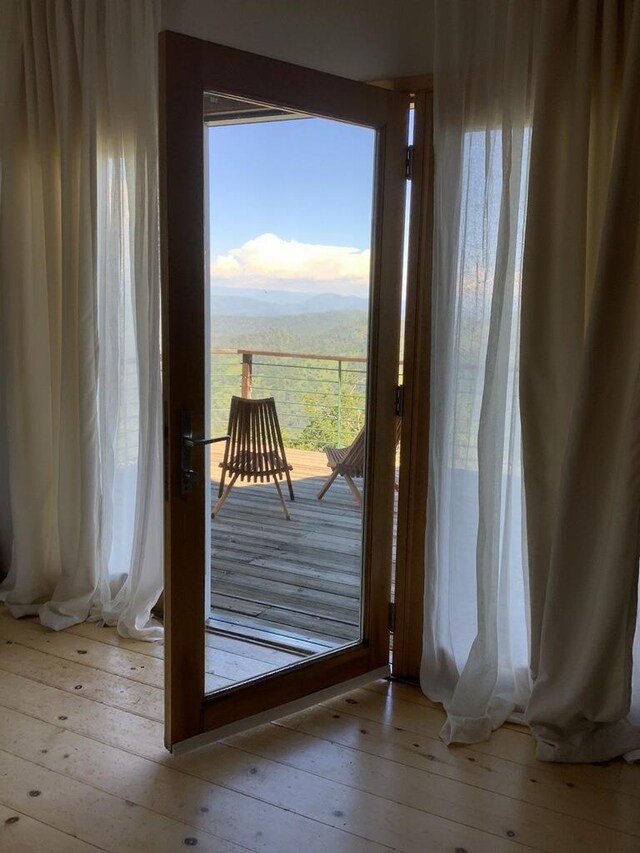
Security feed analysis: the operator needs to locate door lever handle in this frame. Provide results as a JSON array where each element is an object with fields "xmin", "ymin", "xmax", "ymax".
[
  {"xmin": 183, "ymin": 435, "xmax": 229, "ymax": 447},
  {"xmin": 180, "ymin": 409, "xmax": 229, "ymax": 495}
]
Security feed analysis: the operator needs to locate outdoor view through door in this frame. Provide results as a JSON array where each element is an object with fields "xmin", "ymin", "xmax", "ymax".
[
  {"xmin": 162, "ymin": 33, "xmax": 407, "ymax": 747},
  {"xmin": 204, "ymin": 92, "xmax": 377, "ymax": 692}
]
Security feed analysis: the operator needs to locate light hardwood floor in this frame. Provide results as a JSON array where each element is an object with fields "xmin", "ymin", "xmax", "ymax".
[{"xmin": 1, "ymin": 606, "xmax": 639, "ymax": 852}]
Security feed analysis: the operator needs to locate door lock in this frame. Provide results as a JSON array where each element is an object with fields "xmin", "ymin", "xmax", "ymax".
[{"xmin": 181, "ymin": 410, "xmax": 229, "ymax": 495}]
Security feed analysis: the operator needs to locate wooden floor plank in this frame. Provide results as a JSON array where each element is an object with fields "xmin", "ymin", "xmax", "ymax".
[
  {"xmin": 66, "ymin": 619, "xmax": 306, "ymax": 669},
  {"xmin": 0, "ymin": 663, "xmax": 565, "ymax": 853},
  {"xmin": 0, "ymin": 701, "xmax": 528, "ymax": 853},
  {"xmin": 323, "ymin": 687, "xmax": 640, "ymax": 800},
  {"xmin": 0, "ymin": 668, "xmax": 166, "ymax": 758},
  {"xmin": 0, "ymin": 706, "xmax": 395, "ymax": 853},
  {"xmin": 236, "ymin": 715, "xmax": 640, "ymax": 851},
  {"xmin": 0, "ymin": 748, "xmax": 249, "ymax": 853},
  {"xmin": 0, "ymin": 639, "xmax": 163, "ymax": 722},
  {"xmin": 0, "ymin": 611, "xmax": 295, "ymax": 691},
  {"xmin": 0, "ymin": 614, "xmax": 164, "ymax": 688},
  {"xmin": 4, "ymin": 657, "xmax": 640, "ymax": 849},
  {"xmin": 278, "ymin": 702, "xmax": 640, "ymax": 839},
  {"xmin": 2, "ymin": 607, "xmax": 640, "ymax": 853},
  {"xmin": 0, "ymin": 801, "xmax": 104, "ymax": 853},
  {"xmin": 64, "ymin": 621, "xmax": 164, "ymax": 658},
  {"xmin": 175, "ymin": 740, "xmax": 530, "ymax": 853},
  {"xmin": 0, "ymin": 644, "xmax": 523, "ymax": 853}
]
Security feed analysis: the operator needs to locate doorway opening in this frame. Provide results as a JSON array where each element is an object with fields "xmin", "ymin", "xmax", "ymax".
[
  {"xmin": 203, "ymin": 92, "xmax": 411, "ymax": 691},
  {"xmin": 204, "ymin": 92, "xmax": 373, "ymax": 686}
]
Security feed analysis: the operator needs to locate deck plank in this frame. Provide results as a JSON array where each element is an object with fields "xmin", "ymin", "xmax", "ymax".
[{"xmin": 210, "ymin": 446, "xmax": 366, "ymax": 650}]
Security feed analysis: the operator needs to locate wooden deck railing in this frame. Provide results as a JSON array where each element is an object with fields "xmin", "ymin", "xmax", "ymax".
[{"xmin": 210, "ymin": 348, "xmax": 369, "ymax": 450}]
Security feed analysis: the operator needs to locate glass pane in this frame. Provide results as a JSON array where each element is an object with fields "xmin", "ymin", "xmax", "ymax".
[{"xmin": 202, "ymin": 91, "xmax": 376, "ymax": 693}]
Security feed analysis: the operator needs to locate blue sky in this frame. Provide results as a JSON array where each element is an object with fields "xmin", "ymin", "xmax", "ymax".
[{"xmin": 207, "ymin": 117, "xmax": 377, "ymax": 296}]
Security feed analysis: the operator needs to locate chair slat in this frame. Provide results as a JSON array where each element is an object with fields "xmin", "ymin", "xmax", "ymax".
[{"xmin": 213, "ymin": 396, "xmax": 294, "ymax": 518}]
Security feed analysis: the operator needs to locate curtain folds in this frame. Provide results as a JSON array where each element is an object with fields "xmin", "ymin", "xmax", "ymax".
[
  {"xmin": 0, "ymin": 0, "xmax": 163, "ymax": 640},
  {"xmin": 424, "ymin": 0, "xmax": 640, "ymax": 763},
  {"xmin": 522, "ymin": 0, "xmax": 640, "ymax": 762},
  {"xmin": 421, "ymin": 0, "xmax": 537, "ymax": 744}
]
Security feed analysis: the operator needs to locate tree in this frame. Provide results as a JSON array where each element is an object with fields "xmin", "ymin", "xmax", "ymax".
[{"xmin": 287, "ymin": 379, "xmax": 365, "ymax": 451}]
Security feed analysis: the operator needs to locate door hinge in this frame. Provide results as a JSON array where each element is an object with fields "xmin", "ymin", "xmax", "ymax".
[
  {"xmin": 405, "ymin": 144, "xmax": 414, "ymax": 180},
  {"xmin": 388, "ymin": 601, "xmax": 396, "ymax": 633},
  {"xmin": 395, "ymin": 384, "xmax": 404, "ymax": 417}
]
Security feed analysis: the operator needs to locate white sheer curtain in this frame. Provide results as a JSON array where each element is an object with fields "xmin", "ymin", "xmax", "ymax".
[
  {"xmin": 424, "ymin": 0, "xmax": 640, "ymax": 763},
  {"xmin": 0, "ymin": 0, "xmax": 163, "ymax": 640},
  {"xmin": 421, "ymin": 0, "xmax": 536, "ymax": 744}
]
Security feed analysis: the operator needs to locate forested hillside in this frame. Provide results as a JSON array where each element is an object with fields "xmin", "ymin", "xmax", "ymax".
[
  {"xmin": 211, "ymin": 310, "xmax": 369, "ymax": 357},
  {"xmin": 210, "ymin": 310, "xmax": 369, "ymax": 449}
]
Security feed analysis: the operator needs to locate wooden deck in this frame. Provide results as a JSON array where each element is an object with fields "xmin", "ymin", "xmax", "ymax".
[{"xmin": 209, "ymin": 445, "xmax": 364, "ymax": 654}]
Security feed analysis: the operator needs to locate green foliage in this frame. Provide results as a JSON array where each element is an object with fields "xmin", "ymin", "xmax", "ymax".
[
  {"xmin": 213, "ymin": 310, "xmax": 369, "ymax": 357},
  {"xmin": 286, "ymin": 382, "xmax": 365, "ymax": 451},
  {"xmin": 209, "ymin": 311, "xmax": 368, "ymax": 450}
]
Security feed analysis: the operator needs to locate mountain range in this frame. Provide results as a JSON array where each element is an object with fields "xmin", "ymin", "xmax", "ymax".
[{"xmin": 211, "ymin": 286, "xmax": 368, "ymax": 317}]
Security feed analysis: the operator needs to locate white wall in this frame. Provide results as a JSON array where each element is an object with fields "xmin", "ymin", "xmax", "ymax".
[{"xmin": 160, "ymin": 0, "xmax": 433, "ymax": 81}]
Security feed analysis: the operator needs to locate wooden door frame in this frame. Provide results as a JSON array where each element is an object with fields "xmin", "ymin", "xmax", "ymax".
[
  {"xmin": 160, "ymin": 31, "xmax": 409, "ymax": 749},
  {"xmin": 391, "ymin": 85, "xmax": 434, "ymax": 682}
]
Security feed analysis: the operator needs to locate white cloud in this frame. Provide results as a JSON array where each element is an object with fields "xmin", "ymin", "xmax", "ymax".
[{"xmin": 210, "ymin": 233, "xmax": 370, "ymax": 294}]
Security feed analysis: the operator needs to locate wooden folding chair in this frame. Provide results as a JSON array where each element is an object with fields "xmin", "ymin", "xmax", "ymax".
[
  {"xmin": 317, "ymin": 426, "xmax": 366, "ymax": 509},
  {"xmin": 317, "ymin": 417, "xmax": 402, "ymax": 509},
  {"xmin": 213, "ymin": 396, "xmax": 294, "ymax": 520}
]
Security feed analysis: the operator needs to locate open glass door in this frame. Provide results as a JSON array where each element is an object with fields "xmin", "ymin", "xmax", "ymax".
[{"xmin": 160, "ymin": 32, "xmax": 409, "ymax": 750}]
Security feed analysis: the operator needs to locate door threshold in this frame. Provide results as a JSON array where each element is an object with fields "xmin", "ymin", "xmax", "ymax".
[{"xmin": 205, "ymin": 615, "xmax": 339, "ymax": 656}]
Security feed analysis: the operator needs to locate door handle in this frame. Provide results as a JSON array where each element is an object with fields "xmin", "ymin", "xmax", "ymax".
[
  {"xmin": 183, "ymin": 435, "xmax": 229, "ymax": 448},
  {"xmin": 181, "ymin": 410, "xmax": 229, "ymax": 495}
]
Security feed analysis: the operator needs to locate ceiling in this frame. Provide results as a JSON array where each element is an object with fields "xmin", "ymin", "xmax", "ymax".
[{"xmin": 161, "ymin": 0, "xmax": 434, "ymax": 81}]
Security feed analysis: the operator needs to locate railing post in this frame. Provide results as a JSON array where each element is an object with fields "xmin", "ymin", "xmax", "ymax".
[
  {"xmin": 241, "ymin": 352, "xmax": 253, "ymax": 398},
  {"xmin": 337, "ymin": 359, "xmax": 343, "ymax": 447}
]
